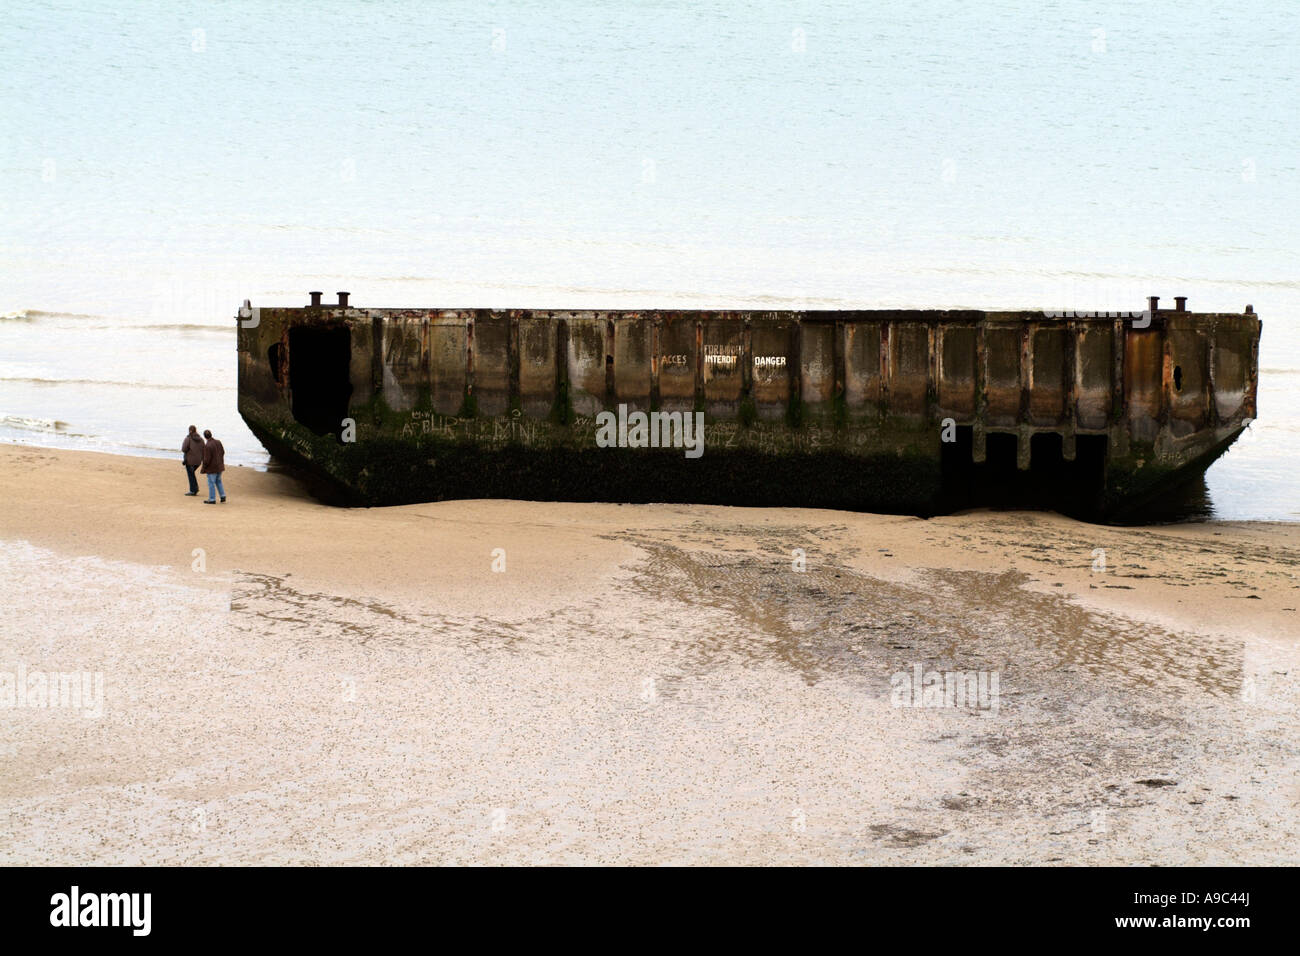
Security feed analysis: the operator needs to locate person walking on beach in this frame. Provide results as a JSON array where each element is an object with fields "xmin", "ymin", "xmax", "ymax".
[
  {"xmin": 181, "ymin": 425, "xmax": 204, "ymax": 496},
  {"xmin": 200, "ymin": 429, "xmax": 226, "ymax": 504}
]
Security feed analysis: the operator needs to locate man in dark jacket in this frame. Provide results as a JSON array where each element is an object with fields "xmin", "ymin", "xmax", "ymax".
[
  {"xmin": 200, "ymin": 429, "xmax": 227, "ymax": 504},
  {"xmin": 181, "ymin": 425, "xmax": 204, "ymax": 496}
]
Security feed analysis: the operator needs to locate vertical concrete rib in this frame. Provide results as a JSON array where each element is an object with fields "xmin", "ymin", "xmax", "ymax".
[
  {"xmin": 693, "ymin": 316, "xmax": 704, "ymax": 410},
  {"xmin": 507, "ymin": 311, "xmax": 520, "ymax": 411},
  {"xmin": 555, "ymin": 317, "xmax": 570, "ymax": 417},
  {"xmin": 927, "ymin": 322, "xmax": 940, "ymax": 425},
  {"xmin": 1160, "ymin": 323, "xmax": 1173, "ymax": 427},
  {"xmin": 879, "ymin": 322, "xmax": 892, "ymax": 420},
  {"xmin": 741, "ymin": 318, "xmax": 753, "ymax": 404},
  {"xmin": 833, "ymin": 318, "xmax": 846, "ymax": 422},
  {"xmin": 973, "ymin": 320, "xmax": 987, "ymax": 463},
  {"xmin": 604, "ymin": 317, "xmax": 616, "ymax": 404},
  {"xmin": 1246, "ymin": 329, "xmax": 1259, "ymax": 418},
  {"xmin": 370, "ymin": 313, "xmax": 384, "ymax": 394},
  {"xmin": 467, "ymin": 311, "xmax": 477, "ymax": 401},
  {"xmin": 650, "ymin": 313, "xmax": 662, "ymax": 410},
  {"xmin": 1017, "ymin": 321, "xmax": 1032, "ymax": 470},
  {"xmin": 790, "ymin": 315, "xmax": 803, "ymax": 420},
  {"xmin": 1201, "ymin": 325, "xmax": 1211, "ymax": 426},
  {"xmin": 1112, "ymin": 317, "xmax": 1129, "ymax": 459},
  {"xmin": 1062, "ymin": 318, "xmax": 1078, "ymax": 461},
  {"xmin": 420, "ymin": 315, "xmax": 430, "ymax": 377}
]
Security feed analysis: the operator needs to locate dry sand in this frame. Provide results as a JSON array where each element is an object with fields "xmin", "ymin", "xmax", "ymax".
[{"xmin": 1, "ymin": 443, "xmax": 1297, "ymax": 864}]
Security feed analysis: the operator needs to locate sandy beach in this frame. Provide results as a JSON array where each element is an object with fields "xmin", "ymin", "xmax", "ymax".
[{"xmin": 1, "ymin": 442, "xmax": 1297, "ymax": 865}]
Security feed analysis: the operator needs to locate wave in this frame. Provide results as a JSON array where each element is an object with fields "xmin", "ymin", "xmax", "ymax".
[
  {"xmin": 1, "ymin": 309, "xmax": 102, "ymax": 321},
  {"xmin": 110, "ymin": 323, "xmax": 229, "ymax": 333},
  {"xmin": 121, "ymin": 322, "xmax": 229, "ymax": 332},
  {"xmin": 0, "ymin": 377, "xmax": 233, "ymax": 391},
  {"xmin": 0, "ymin": 415, "xmax": 69, "ymax": 432},
  {"xmin": 1, "ymin": 310, "xmax": 230, "ymax": 332}
]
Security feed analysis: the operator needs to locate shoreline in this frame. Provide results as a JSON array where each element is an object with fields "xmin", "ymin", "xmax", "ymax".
[
  {"xmin": 2, "ymin": 444, "xmax": 1295, "ymax": 636},
  {"xmin": 0, "ymin": 435, "xmax": 271, "ymax": 472}
]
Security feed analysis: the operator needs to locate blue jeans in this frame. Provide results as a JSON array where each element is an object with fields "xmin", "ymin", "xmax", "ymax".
[{"xmin": 206, "ymin": 472, "xmax": 226, "ymax": 501}]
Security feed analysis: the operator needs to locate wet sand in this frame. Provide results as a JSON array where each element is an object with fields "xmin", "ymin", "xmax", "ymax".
[{"xmin": 1, "ymin": 444, "xmax": 1297, "ymax": 864}]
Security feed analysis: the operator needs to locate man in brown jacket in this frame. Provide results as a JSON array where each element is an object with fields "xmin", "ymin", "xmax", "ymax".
[
  {"xmin": 181, "ymin": 425, "xmax": 204, "ymax": 496},
  {"xmin": 200, "ymin": 429, "xmax": 227, "ymax": 504}
]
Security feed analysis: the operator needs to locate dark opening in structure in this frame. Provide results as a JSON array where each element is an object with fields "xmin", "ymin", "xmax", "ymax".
[
  {"xmin": 1173, "ymin": 365, "xmax": 1183, "ymax": 392},
  {"xmin": 940, "ymin": 428, "xmax": 1110, "ymax": 517},
  {"xmin": 288, "ymin": 325, "xmax": 353, "ymax": 438}
]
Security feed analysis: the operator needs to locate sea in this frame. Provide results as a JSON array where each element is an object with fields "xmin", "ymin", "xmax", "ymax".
[{"xmin": 1, "ymin": 0, "xmax": 1296, "ymax": 520}]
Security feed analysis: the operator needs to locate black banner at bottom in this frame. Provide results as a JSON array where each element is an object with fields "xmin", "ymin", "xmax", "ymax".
[{"xmin": 0, "ymin": 865, "xmax": 1278, "ymax": 943}]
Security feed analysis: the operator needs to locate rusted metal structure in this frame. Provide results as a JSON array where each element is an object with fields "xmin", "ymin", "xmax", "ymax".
[{"xmin": 236, "ymin": 294, "xmax": 1260, "ymax": 517}]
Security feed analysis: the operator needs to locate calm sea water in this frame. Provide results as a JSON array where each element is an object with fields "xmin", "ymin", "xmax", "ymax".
[{"xmin": 1, "ymin": 1, "xmax": 1296, "ymax": 519}]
